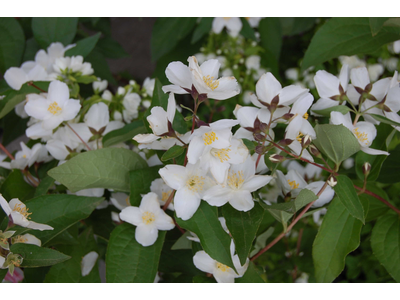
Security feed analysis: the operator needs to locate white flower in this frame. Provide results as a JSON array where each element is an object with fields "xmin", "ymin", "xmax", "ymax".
[
  {"xmin": 81, "ymin": 251, "xmax": 99, "ymax": 277},
  {"xmin": 245, "ymin": 55, "xmax": 261, "ymax": 70},
  {"xmin": 119, "ymin": 192, "xmax": 175, "ymax": 246},
  {"xmin": 330, "ymin": 111, "xmax": 389, "ymax": 155},
  {"xmin": 24, "ymin": 80, "xmax": 81, "ymax": 130},
  {"xmin": 339, "ymin": 56, "xmax": 366, "ymax": 69},
  {"xmin": 193, "ymin": 250, "xmax": 248, "ymax": 283},
  {"xmin": 367, "ymin": 64, "xmax": 384, "ymax": 82},
  {"xmin": 150, "ymin": 178, "xmax": 174, "ymax": 210},
  {"xmin": 159, "ymin": 162, "xmax": 213, "ymax": 220},
  {"xmin": 285, "ymin": 68, "xmax": 299, "ymax": 81},
  {"xmin": 0, "ymin": 195, "xmax": 53, "ymax": 231},
  {"xmin": 162, "ymin": 56, "xmax": 240, "ymax": 100},
  {"xmin": 53, "ymin": 56, "xmax": 93, "ymax": 76},
  {"xmin": 305, "ymin": 181, "xmax": 335, "ymax": 207},
  {"xmin": 93, "ymin": 79, "xmax": 108, "ymax": 93},
  {"xmin": 276, "ymin": 169, "xmax": 307, "ymax": 198},
  {"xmin": 246, "ymin": 17, "xmax": 262, "ymax": 28},
  {"xmin": 10, "ymin": 142, "xmax": 51, "ymax": 170},
  {"xmin": 122, "ymin": 92, "xmax": 141, "ymax": 123},
  {"xmin": 35, "ymin": 42, "xmax": 75, "ymax": 73},
  {"xmin": 212, "ymin": 17, "xmax": 243, "ymax": 37},
  {"xmin": 84, "ymin": 102, "xmax": 109, "ymax": 132},
  {"xmin": 203, "ymin": 155, "xmax": 273, "ymax": 211},
  {"xmin": 143, "ymin": 77, "xmax": 155, "ymax": 97},
  {"xmin": 393, "ymin": 40, "xmax": 400, "ymax": 54},
  {"xmin": 110, "ymin": 192, "xmax": 130, "ymax": 211},
  {"xmin": 11, "ymin": 233, "xmax": 41, "ymax": 247},
  {"xmin": 4, "ymin": 62, "xmax": 47, "ymax": 90},
  {"xmin": 101, "ymin": 90, "xmax": 113, "ymax": 102}
]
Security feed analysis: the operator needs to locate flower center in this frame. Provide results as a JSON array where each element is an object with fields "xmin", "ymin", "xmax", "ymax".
[
  {"xmin": 203, "ymin": 131, "xmax": 218, "ymax": 145},
  {"xmin": 13, "ymin": 203, "xmax": 32, "ymax": 219},
  {"xmin": 353, "ymin": 127, "xmax": 369, "ymax": 145},
  {"xmin": 287, "ymin": 179, "xmax": 299, "ymax": 189},
  {"xmin": 296, "ymin": 132, "xmax": 304, "ymax": 143},
  {"xmin": 161, "ymin": 191, "xmax": 171, "ymax": 202},
  {"xmin": 216, "ymin": 262, "xmax": 230, "ymax": 272},
  {"xmin": 0, "ymin": 237, "xmax": 8, "ymax": 245},
  {"xmin": 211, "ymin": 147, "xmax": 231, "ymax": 163},
  {"xmin": 186, "ymin": 175, "xmax": 205, "ymax": 193},
  {"xmin": 227, "ymin": 170, "xmax": 245, "ymax": 189},
  {"xmin": 203, "ymin": 75, "xmax": 219, "ymax": 91},
  {"xmin": 303, "ymin": 112, "xmax": 309, "ymax": 120},
  {"xmin": 48, "ymin": 101, "xmax": 62, "ymax": 115},
  {"xmin": 142, "ymin": 212, "xmax": 156, "ymax": 225},
  {"xmin": 12, "ymin": 235, "xmax": 28, "ymax": 243},
  {"xmin": 125, "ymin": 196, "xmax": 130, "ymax": 206}
]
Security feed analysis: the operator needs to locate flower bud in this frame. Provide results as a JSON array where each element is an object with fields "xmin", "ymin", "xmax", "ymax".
[
  {"xmin": 327, "ymin": 176, "xmax": 337, "ymax": 188},
  {"xmin": 278, "ymin": 139, "xmax": 293, "ymax": 146},
  {"xmin": 309, "ymin": 144, "xmax": 321, "ymax": 158},
  {"xmin": 362, "ymin": 162, "xmax": 371, "ymax": 177},
  {"xmin": 255, "ymin": 145, "xmax": 267, "ymax": 155},
  {"xmin": 269, "ymin": 154, "xmax": 285, "ymax": 163},
  {"xmin": 301, "ymin": 134, "xmax": 312, "ymax": 148}
]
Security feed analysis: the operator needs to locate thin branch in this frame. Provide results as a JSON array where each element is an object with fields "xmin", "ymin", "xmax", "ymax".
[
  {"xmin": 162, "ymin": 190, "xmax": 175, "ymax": 211},
  {"xmin": 354, "ymin": 185, "xmax": 400, "ymax": 216},
  {"xmin": 65, "ymin": 123, "xmax": 92, "ymax": 151},
  {"xmin": 27, "ymin": 81, "xmax": 46, "ymax": 93},
  {"xmin": 0, "ymin": 143, "xmax": 14, "ymax": 160}
]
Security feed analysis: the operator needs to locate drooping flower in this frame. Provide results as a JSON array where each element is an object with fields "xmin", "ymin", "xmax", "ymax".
[
  {"xmin": 4, "ymin": 63, "xmax": 47, "ymax": 90},
  {"xmin": 119, "ymin": 192, "xmax": 175, "ymax": 246},
  {"xmin": 11, "ymin": 233, "xmax": 42, "ymax": 247},
  {"xmin": 212, "ymin": 17, "xmax": 243, "ymax": 37},
  {"xmin": 10, "ymin": 142, "xmax": 52, "ymax": 170}
]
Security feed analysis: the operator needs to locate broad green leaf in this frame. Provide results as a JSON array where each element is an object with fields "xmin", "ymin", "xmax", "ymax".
[
  {"xmin": 96, "ymin": 37, "xmax": 129, "ymax": 59},
  {"xmin": 22, "ymin": 38, "xmax": 40, "ymax": 62},
  {"xmin": 302, "ymin": 17, "xmax": 400, "ymax": 71},
  {"xmin": 266, "ymin": 209, "xmax": 292, "ymax": 231},
  {"xmin": 102, "ymin": 120, "xmax": 147, "ymax": 148},
  {"xmin": 161, "ymin": 145, "xmax": 185, "ymax": 162},
  {"xmin": 371, "ymin": 213, "xmax": 400, "ymax": 282},
  {"xmin": 172, "ymin": 111, "xmax": 188, "ymax": 134},
  {"xmin": 250, "ymin": 227, "xmax": 275, "ymax": 257},
  {"xmin": 171, "ymin": 231, "xmax": 192, "ymax": 250},
  {"xmin": 0, "ymin": 169, "xmax": 35, "ymax": 201},
  {"xmin": 267, "ymin": 188, "xmax": 318, "ymax": 214},
  {"xmin": 32, "ymin": 17, "xmax": 78, "ymax": 49},
  {"xmin": 259, "ymin": 18, "xmax": 282, "ymax": 61},
  {"xmin": 334, "ymin": 175, "xmax": 365, "ymax": 223},
  {"xmin": 15, "ymin": 194, "xmax": 104, "ymax": 246},
  {"xmin": 312, "ymin": 105, "xmax": 352, "ymax": 117},
  {"xmin": 10, "ymin": 243, "xmax": 70, "ymax": 267},
  {"xmin": 0, "ymin": 269, "xmax": 7, "ymax": 282},
  {"xmin": 279, "ymin": 17, "xmax": 317, "ymax": 36},
  {"xmin": 144, "ymin": 78, "xmax": 168, "ymax": 117},
  {"xmin": 358, "ymin": 182, "xmax": 390, "ymax": 222},
  {"xmin": 242, "ymin": 138, "xmax": 256, "ymax": 151},
  {"xmin": 129, "ymin": 166, "xmax": 162, "ymax": 206},
  {"xmin": 312, "ymin": 197, "xmax": 363, "ymax": 282},
  {"xmin": 0, "ymin": 81, "xmax": 50, "ymax": 119},
  {"xmin": 176, "ymin": 201, "xmax": 236, "ymax": 271},
  {"xmin": 191, "ymin": 17, "xmax": 213, "ymax": 44},
  {"xmin": 23, "ymin": 267, "xmax": 50, "ymax": 283},
  {"xmin": 222, "ymin": 202, "xmax": 265, "ymax": 265},
  {"xmin": 34, "ymin": 176, "xmax": 55, "ymax": 197},
  {"xmin": 240, "ymin": 18, "xmax": 257, "ymax": 41},
  {"xmin": 235, "ymin": 261, "xmax": 266, "ymax": 283},
  {"xmin": 75, "ymin": 75, "xmax": 98, "ymax": 84},
  {"xmin": 106, "ymin": 223, "xmax": 165, "ymax": 282},
  {"xmin": 151, "ymin": 17, "xmax": 197, "ymax": 61},
  {"xmin": 85, "ymin": 48, "xmax": 117, "ymax": 85},
  {"xmin": 369, "ymin": 17, "xmax": 390, "ymax": 36},
  {"xmin": 378, "ymin": 144, "xmax": 400, "ymax": 183},
  {"xmin": 48, "ymin": 148, "xmax": 147, "ymax": 192},
  {"xmin": 313, "ymin": 124, "xmax": 360, "ymax": 165},
  {"xmin": 369, "ymin": 113, "xmax": 400, "ymax": 127},
  {"xmin": 1, "ymin": 110, "xmax": 28, "ymax": 146},
  {"xmin": 45, "ymin": 227, "xmax": 100, "ymax": 283},
  {"xmin": 84, "ymin": 206, "xmax": 115, "ymax": 241},
  {"xmin": 0, "ymin": 18, "xmax": 25, "ymax": 73},
  {"xmin": 65, "ymin": 32, "xmax": 101, "ymax": 58}
]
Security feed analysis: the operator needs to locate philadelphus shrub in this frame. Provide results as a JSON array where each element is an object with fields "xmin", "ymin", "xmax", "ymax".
[{"xmin": 1, "ymin": 17, "xmax": 400, "ymax": 284}]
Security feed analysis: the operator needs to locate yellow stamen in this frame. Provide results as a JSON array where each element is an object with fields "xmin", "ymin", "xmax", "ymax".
[
  {"xmin": 203, "ymin": 75, "xmax": 219, "ymax": 91},
  {"xmin": 48, "ymin": 101, "xmax": 62, "ymax": 115},
  {"xmin": 216, "ymin": 262, "xmax": 230, "ymax": 272},
  {"xmin": 353, "ymin": 127, "xmax": 369, "ymax": 145},
  {"xmin": 287, "ymin": 180, "xmax": 299, "ymax": 189},
  {"xmin": 211, "ymin": 148, "xmax": 231, "ymax": 163},
  {"xmin": 303, "ymin": 112, "xmax": 309, "ymax": 120},
  {"xmin": 13, "ymin": 203, "xmax": 32, "ymax": 219},
  {"xmin": 161, "ymin": 191, "xmax": 171, "ymax": 203},
  {"xmin": 203, "ymin": 131, "xmax": 218, "ymax": 145},
  {"xmin": 142, "ymin": 212, "xmax": 155, "ymax": 225},
  {"xmin": 296, "ymin": 132, "xmax": 304, "ymax": 143},
  {"xmin": 13, "ymin": 235, "xmax": 28, "ymax": 243},
  {"xmin": 0, "ymin": 237, "xmax": 8, "ymax": 245},
  {"xmin": 186, "ymin": 175, "xmax": 205, "ymax": 193},
  {"xmin": 227, "ymin": 171, "xmax": 245, "ymax": 189}
]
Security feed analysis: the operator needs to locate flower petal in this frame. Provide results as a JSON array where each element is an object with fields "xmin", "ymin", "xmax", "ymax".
[
  {"xmin": 135, "ymin": 223, "xmax": 158, "ymax": 247},
  {"xmin": 174, "ymin": 187, "xmax": 201, "ymax": 220}
]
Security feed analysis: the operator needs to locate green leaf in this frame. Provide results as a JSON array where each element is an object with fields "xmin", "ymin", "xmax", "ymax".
[
  {"xmin": 259, "ymin": 18, "xmax": 282, "ymax": 61},
  {"xmin": 313, "ymin": 124, "xmax": 360, "ymax": 165},
  {"xmin": 176, "ymin": 201, "xmax": 236, "ymax": 271},
  {"xmin": 102, "ymin": 120, "xmax": 147, "ymax": 148},
  {"xmin": 312, "ymin": 197, "xmax": 363, "ymax": 282},
  {"xmin": 279, "ymin": 17, "xmax": 317, "ymax": 36},
  {"xmin": 378, "ymin": 144, "xmax": 400, "ymax": 183},
  {"xmin": 129, "ymin": 166, "xmax": 162, "ymax": 206},
  {"xmin": 48, "ymin": 148, "xmax": 147, "ymax": 193},
  {"xmin": 0, "ymin": 269, "xmax": 7, "ymax": 282},
  {"xmin": 32, "ymin": 17, "xmax": 78, "ymax": 49},
  {"xmin": 334, "ymin": 175, "xmax": 365, "ymax": 223},
  {"xmin": 358, "ymin": 182, "xmax": 390, "ymax": 222},
  {"xmin": 34, "ymin": 176, "xmax": 55, "ymax": 197},
  {"xmin": 0, "ymin": 81, "xmax": 50, "ymax": 119},
  {"xmin": 65, "ymin": 32, "xmax": 101, "ymax": 58},
  {"xmin": 22, "ymin": 38, "xmax": 41, "ymax": 62},
  {"xmin": 369, "ymin": 113, "xmax": 400, "ymax": 127},
  {"xmin": 371, "ymin": 213, "xmax": 400, "ymax": 282},
  {"xmin": 0, "ymin": 169, "xmax": 35, "ymax": 201},
  {"xmin": 16, "ymin": 194, "xmax": 104, "ymax": 246},
  {"xmin": 302, "ymin": 17, "xmax": 400, "ymax": 71},
  {"xmin": 161, "ymin": 145, "xmax": 185, "ymax": 162},
  {"xmin": 85, "ymin": 48, "xmax": 117, "ymax": 85},
  {"xmin": 250, "ymin": 227, "xmax": 275, "ymax": 257},
  {"xmin": 235, "ymin": 261, "xmax": 266, "ymax": 283},
  {"xmin": 75, "ymin": 75, "xmax": 98, "ymax": 84},
  {"xmin": 106, "ymin": 223, "xmax": 165, "ymax": 282},
  {"xmin": 1, "ymin": 110, "xmax": 28, "ymax": 146},
  {"xmin": 240, "ymin": 18, "xmax": 257, "ymax": 41},
  {"xmin": 369, "ymin": 17, "xmax": 390, "ymax": 36},
  {"xmin": 171, "ymin": 231, "xmax": 193, "ymax": 250},
  {"xmin": 312, "ymin": 105, "xmax": 352, "ymax": 117},
  {"xmin": 172, "ymin": 111, "xmax": 188, "ymax": 134},
  {"xmin": 0, "ymin": 18, "xmax": 25, "ymax": 73},
  {"xmin": 10, "ymin": 243, "xmax": 70, "ymax": 267},
  {"xmin": 191, "ymin": 17, "xmax": 213, "ymax": 44},
  {"xmin": 242, "ymin": 139, "xmax": 256, "ymax": 151},
  {"xmin": 267, "ymin": 188, "xmax": 318, "ymax": 214},
  {"xmin": 151, "ymin": 17, "xmax": 197, "ymax": 61},
  {"xmin": 96, "ymin": 37, "xmax": 129, "ymax": 59},
  {"xmin": 222, "ymin": 202, "xmax": 264, "ymax": 265}
]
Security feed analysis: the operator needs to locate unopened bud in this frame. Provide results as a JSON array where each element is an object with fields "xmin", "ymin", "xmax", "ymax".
[
  {"xmin": 254, "ymin": 133, "xmax": 266, "ymax": 142},
  {"xmin": 255, "ymin": 145, "xmax": 267, "ymax": 155},
  {"xmin": 309, "ymin": 144, "xmax": 321, "ymax": 157},
  {"xmin": 269, "ymin": 154, "xmax": 285, "ymax": 163},
  {"xmin": 281, "ymin": 113, "xmax": 294, "ymax": 121},
  {"xmin": 362, "ymin": 162, "xmax": 371, "ymax": 177},
  {"xmin": 278, "ymin": 139, "xmax": 293, "ymax": 146},
  {"xmin": 301, "ymin": 134, "xmax": 312, "ymax": 148},
  {"xmin": 327, "ymin": 176, "xmax": 337, "ymax": 187}
]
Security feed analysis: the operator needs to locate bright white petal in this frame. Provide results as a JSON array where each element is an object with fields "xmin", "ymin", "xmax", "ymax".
[
  {"xmin": 119, "ymin": 206, "xmax": 142, "ymax": 226},
  {"xmin": 81, "ymin": 251, "xmax": 99, "ymax": 276},
  {"xmin": 135, "ymin": 223, "xmax": 158, "ymax": 247},
  {"xmin": 193, "ymin": 251, "xmax": 216, "ymax": 273},
  {"xmin": 174, "ymin": 187, "xmax": 201, "ymax": 221}
]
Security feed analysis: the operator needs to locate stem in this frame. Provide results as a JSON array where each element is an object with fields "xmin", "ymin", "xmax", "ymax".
[
  {"xmin": 255, "ymin": 140, "xmax": 266, "ymax": 169},
  {"xmin": 292, "ymin": 228, "xmax": 304, "ymax": 281},
  {"xmin": 173, "ymin": 219, "xmax": 185, "ymax": 234},
  {"xmin": 353, "ymin": 113, "xmax": 361, "ymax": 126},
  {"xmin": 27, "ymin": 81, "xmax": 46, "ymax": 93},
  {"xmin": 65, "ymin": 123, "xmax": 92, "ymax": 151},
  {"xmin": 251, "ymin": 180, "xmax": 329, "ymax": 261},
  {"xmin": 0, "ymin": 143, "xmax": 14, "ymax": 160},
  {"xmin": 354, "ymin": 185, "xmax": 400, "ymax": 216},
  {"xmin": 162, "ymin": 190, "xmax": 176, "ymax": 211},
  {"xmin": 23, "ymin": 170, "xmax": 39, "ymax": 187}
]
